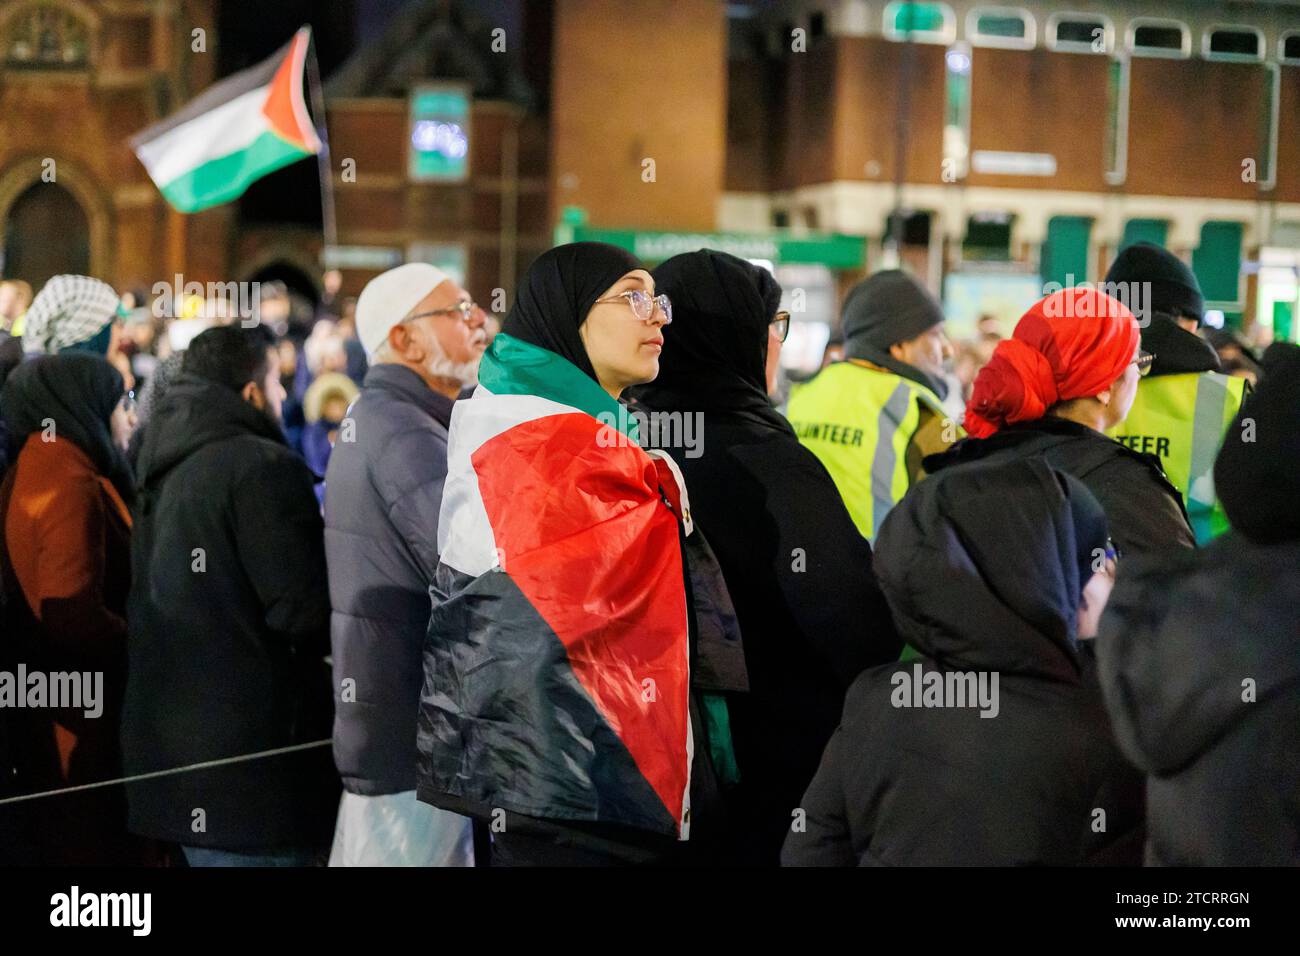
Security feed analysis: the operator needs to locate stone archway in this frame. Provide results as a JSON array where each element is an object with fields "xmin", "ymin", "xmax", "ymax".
[
  {"xmin": 0, "ymin": 157, "xmax": 112, "ymax": 286},
  {"xmin": 2, "ymin": 180, "xmax": 89, "ymax": 287}
]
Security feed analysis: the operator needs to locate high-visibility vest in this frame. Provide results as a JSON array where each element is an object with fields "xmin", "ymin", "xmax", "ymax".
[
  {"xmin": 787, "ymin": 361, "xmax": 947, "ymax": 542},
  {"xmin": 1108, "ymin": 371, "xmax": 1246, "ymax": 544}
]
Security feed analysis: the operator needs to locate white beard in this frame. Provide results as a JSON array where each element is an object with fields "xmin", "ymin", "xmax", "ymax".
[{"xmin": 425, "ymin": 336, "xmax": 482, "ymax": 387}]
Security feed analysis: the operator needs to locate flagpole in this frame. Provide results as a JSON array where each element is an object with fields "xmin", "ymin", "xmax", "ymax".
[{"xmin": 304, "ymin": 28, "xmax": 338, "ymax": 257}]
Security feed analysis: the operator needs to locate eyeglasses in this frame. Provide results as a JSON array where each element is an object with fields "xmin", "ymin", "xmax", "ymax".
[
  {"xmin": 772, "ymin": 311, "xmax": 791, "ymax": 343},
  {"xmin": 594, "ymin": 289, "xmax": 672, "ymax": 325},
  {"xmin": 405, "ymin": 300, "xmax": 481, "ymax": 323},
  {"xmin": 1133, "ymin": 350, "xmax": 1156, "ymax": 377}
]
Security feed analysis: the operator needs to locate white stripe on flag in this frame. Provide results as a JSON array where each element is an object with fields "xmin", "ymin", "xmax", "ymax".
[
  {"xmin": 437, "ymin": 388, "xmax": 587, "ymax": 578},
  {"xmin": 135, "ymin": 85, "xmax": 272, "ymax": 188}
]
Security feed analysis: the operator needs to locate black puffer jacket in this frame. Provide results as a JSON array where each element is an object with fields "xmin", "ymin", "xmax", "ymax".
[
  {"xmin": 324, "ymin": 364, "xmax": 454, "ymax": 795},
  {"xmin": 783, "ymin": 459, "xmax": 1144, "ymax": 866},
  {"xmin": 122, "ymin": 373, "xmax": 337, "ymax": 851},
  {"xmin": 925, "ymin": 416, "xmax": 1194, "ymax": 559}
]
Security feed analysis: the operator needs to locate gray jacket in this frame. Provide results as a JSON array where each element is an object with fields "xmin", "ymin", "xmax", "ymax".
[{"xmin": 324, "ymin": 363, "xmax": 455, "ymax": 794}]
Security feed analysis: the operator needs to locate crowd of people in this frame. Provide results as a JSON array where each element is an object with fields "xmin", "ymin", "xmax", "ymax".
[{"xmin": 0, "ymin": 239, "xmax": 1295, "ymax": 867}]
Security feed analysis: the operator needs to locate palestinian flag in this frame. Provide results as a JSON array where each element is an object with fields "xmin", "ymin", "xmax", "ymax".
[
  {"xmin": 416, "ymin": 332, "xmax": 694, "ymax": 838},
  {"xmin": 129, "ymin": 27, "xmax": 321, "ymax": 213}
]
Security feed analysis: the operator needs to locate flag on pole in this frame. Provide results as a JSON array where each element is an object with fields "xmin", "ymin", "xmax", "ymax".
[{"xmin": 129, "ymin": 27, "xmax": 321, "ymax": 213}]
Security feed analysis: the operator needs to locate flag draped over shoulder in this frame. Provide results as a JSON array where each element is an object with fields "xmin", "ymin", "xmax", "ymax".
[
  {"xmin": 416, "ymin": 332, "xmax": 694, "ymax": 838},
  {"xmin": 129, "ymin": 27, "xmax": 321, "ymax": 213}
]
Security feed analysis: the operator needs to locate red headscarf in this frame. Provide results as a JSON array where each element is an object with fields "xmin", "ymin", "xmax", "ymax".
[{"xmin": 965, "ymin": 288, "xmax": 1140, "ymax": 438}]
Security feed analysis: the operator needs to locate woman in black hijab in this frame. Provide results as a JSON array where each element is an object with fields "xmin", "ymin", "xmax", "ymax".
[
  {"xmin": 632, "ymin": 249, "xmax": 903, "ymax": 865},
  {"xmin": 417, "ymin": 243, "xmax": 744, "ymax": 866},
  {"xmin": 0, "ymin": 352, "xmax": 146, "ymax": 864}
]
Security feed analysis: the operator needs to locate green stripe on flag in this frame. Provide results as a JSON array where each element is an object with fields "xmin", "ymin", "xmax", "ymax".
[
  {"xmin": 159, "ymin": 130, "xmax": 311, "ymax": 213},
  {"xmin": 479, "ymin": 333, "xmax": 640, "ymax": 441}
]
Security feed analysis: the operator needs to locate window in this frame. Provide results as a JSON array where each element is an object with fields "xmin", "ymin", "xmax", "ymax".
[
  {"xmin": 2, "ymin": 2, "xmax": 92, "ymax": 69},
  {"xmin": 883, "ymin": 2, "xmax": 956, "ymax": 45},
  {"xmin": 967, "ymin": 7, "xmax": 1034, "ymax": 50},
  {"xmin": 1042, "ymin": 217, "xmax": 1093, "ymax": 289},
  {"xmin": 1128, "ymin": 18, "xmax": 1190, "ymax": 59},
  {"xmin": 1203, "ymin": 25, "xmax": 1263, "ymax": 63},
  {"xmin": 962, "ymin": 213, "xmax": 1013, "ymax": 262},
  {"xmin": 1192, "ymin": 221, "xmax": 1244, "ymax": 308},
  {"xmin": 1120, "ymin": 220, "xmax": 1169, "ymax": 252},
  {"xmin": 1280, "ymin": 31, "xmax": 1300, "ymax": 65},
  {"xmin": 1047, "ymin": 12, "xmax": 1112, "ymax": 54}
]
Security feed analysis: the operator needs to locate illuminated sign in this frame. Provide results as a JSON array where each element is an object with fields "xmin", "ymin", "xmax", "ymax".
[{"xmin": 409, "ymin": 85, "xmax": 469, "ymax": 182}]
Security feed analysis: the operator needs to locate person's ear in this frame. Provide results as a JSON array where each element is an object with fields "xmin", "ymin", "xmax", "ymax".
[
  {"xmin": 1096, "ymin": 386, "xmax": 1112, "ymax": 408},
  {"xmin": 888, "ymin": 341, "xmax": 907, "ymax": 362},
  {"xmin": 241, "ymin": 380, "xmax": 264, "ymax": 409}
]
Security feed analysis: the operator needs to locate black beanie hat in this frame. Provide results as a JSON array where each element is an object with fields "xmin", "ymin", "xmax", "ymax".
[
  {"xmin": 1104, "ymin": 242, "xmax": 1204, "ymax": 324},
  {"xmin": 841, "ymin": 270, "xmax": 945, "ymax": 353},
  {"xmin": 1214, "ymin": 343, "xmax": 1300, "ymax": 544}
]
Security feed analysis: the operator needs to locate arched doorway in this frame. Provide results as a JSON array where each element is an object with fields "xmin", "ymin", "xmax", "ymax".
[{"xmin": 2, "ymin": 181, "xmax": 90, "ymax": 288}]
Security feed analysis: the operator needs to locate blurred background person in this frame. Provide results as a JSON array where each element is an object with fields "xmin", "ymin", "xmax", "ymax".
[
  {"xmin": 783, "ymin": 459, "xmax": 1143, "ymax": 866},
  {"xmin": 927, "ymin": 288, "xmax": 1194, "ymax": 559},
  {"xmin": 1203, "ymin": 327, "xmax": 1263, "ymax": 385},
  {"xmin": 1097, "ymin": 345, "xmax": 1300, "ymax": 864},
  {"xmin": 787, "ymin": 269, "xmax": 958, "ymax": 543},
  {"xmin": 0, "ymin": 352, "xmax": 147, "ymax": 864},
  {"xmin": 1104, "ymin": 243, "xmax": 1247, "ymax": 543},
  {"xmin": 324, "ymin": 263, "xmax": 485, "ymax": 867},
  {"xmin": 302, "ymin": 372, "xmax": 359, "ymax": 496},
  {"xmin": 631, "ymin": 250, "xmax": 902, "ymax": 865},
  {"xmin": 0, "ymin": 279, "xmax": 33, "ymax": 336},
  {"xmin": 18, "ymin": 274, "xmax": 121, "ymax": 358},
  {"xmin": 123, "ymin": 325, "xmax": 336, "ymax": 866}
]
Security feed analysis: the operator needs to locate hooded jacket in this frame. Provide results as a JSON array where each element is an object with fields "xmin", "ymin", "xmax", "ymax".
[
  {"xmin": 1096, "ymin": 536, "xmax": 1300, "ymax": 865},
  {"xmin": 782, "ymin": 459, "xmax": 1144, "ymax": 866},
  {"xmin": 121, "ymin": 373, "xmax": 337, "ymax": 850},
  {"xmin": 1096, "ymin": 345, "xmax": 1300, "ymax": 864},
  {"xmin": 925, "ymin": 416, "xmax": 1194, "ymax": 559},
  {"xmin": 632, "ymin": 250, "xmax": 902, "ymax": 864}
]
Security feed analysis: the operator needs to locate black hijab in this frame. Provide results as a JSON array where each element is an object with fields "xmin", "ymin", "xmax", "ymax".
[
  {"xmin": 502, "ymin": 242, "xmax": 643, "ymax": 382},
  {"xmin": 632, "ymin": 249, "xmax": 791, "ymax": 435},
  {"xmin": 1, "ymin": 352, "xmax": 133, "ymax": 502}
]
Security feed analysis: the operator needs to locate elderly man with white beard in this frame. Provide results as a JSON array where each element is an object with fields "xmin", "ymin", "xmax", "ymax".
[{"xmin": 323, "ymin": 263, "xmax": 488, "ymax": 866}]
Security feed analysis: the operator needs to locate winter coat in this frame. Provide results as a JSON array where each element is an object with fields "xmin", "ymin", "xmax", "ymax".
[
  {"xmin": 631, "ymin": 405, "xmax": 901, "ymax": 865},
  {"xmin": 925, "ymin": 415, "xmax": 1194, "ymax": 559},
  {"xmin": 122, "ymin": 373, "xmax": 337, "ymax": 851},
  {"xmin": 324, "ymin": 363, "xmax": 454, "ymax": 795},
  {"xmin": 783, "ymin": 459, "xmax": 1144, "ymax": 866},
  {"xmin": 0, "ymin": 434, "xmax": 140, "ymax": 864},
  {"xmin": 1096, "ymin": 533, "xmax": 1300, "ymax": 864}
]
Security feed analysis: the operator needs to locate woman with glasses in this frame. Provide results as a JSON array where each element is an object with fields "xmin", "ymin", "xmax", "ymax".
[
  {"xmin": 630, "ymin": 249, "xmax": 902, "ymax": 865},
  {"xmin": 416, "ymin": 243, "xmax": 742, "ymax": 866},
  {"xmin": 924, "ymin": 287, "xmax": 1194, "ymax": 559},
  {"xmin": 0, "ymin": 353, "xmax": 149, "ymax": 864}
]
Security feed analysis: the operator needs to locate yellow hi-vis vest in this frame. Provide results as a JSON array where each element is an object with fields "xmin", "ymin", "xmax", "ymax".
[
  {"xmin": 1107, "ymin": 371, "xmax": 1246, "ymax": 545},
  {"xmin": 787, "ymin": 361, "xmax": 948, "ymax": 542}
]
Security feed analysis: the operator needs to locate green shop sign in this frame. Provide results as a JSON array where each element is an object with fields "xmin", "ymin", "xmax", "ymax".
[{"xmin": 566, "ymin": 226, "xmax": 866, "ymax": 269}]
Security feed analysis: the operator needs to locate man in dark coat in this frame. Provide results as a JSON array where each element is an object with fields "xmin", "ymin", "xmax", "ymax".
[
  {"xmin": 632, "ymin": 250, "xmax": 902, "ymax": 865},
  {"xmin": 122, "ymin": 325, "xmax": 336, "ymax": 865},
  {"xmin": 324, "ymin": 263, "xmax": 487, "ymax": 866},
  {"xmin": 783, "ymin": 459, "xmax": 1144, "ymax": 866},
  {"xmin": 1096, "ymin": 345, "xmax": 1300, "ymax": 864}
]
